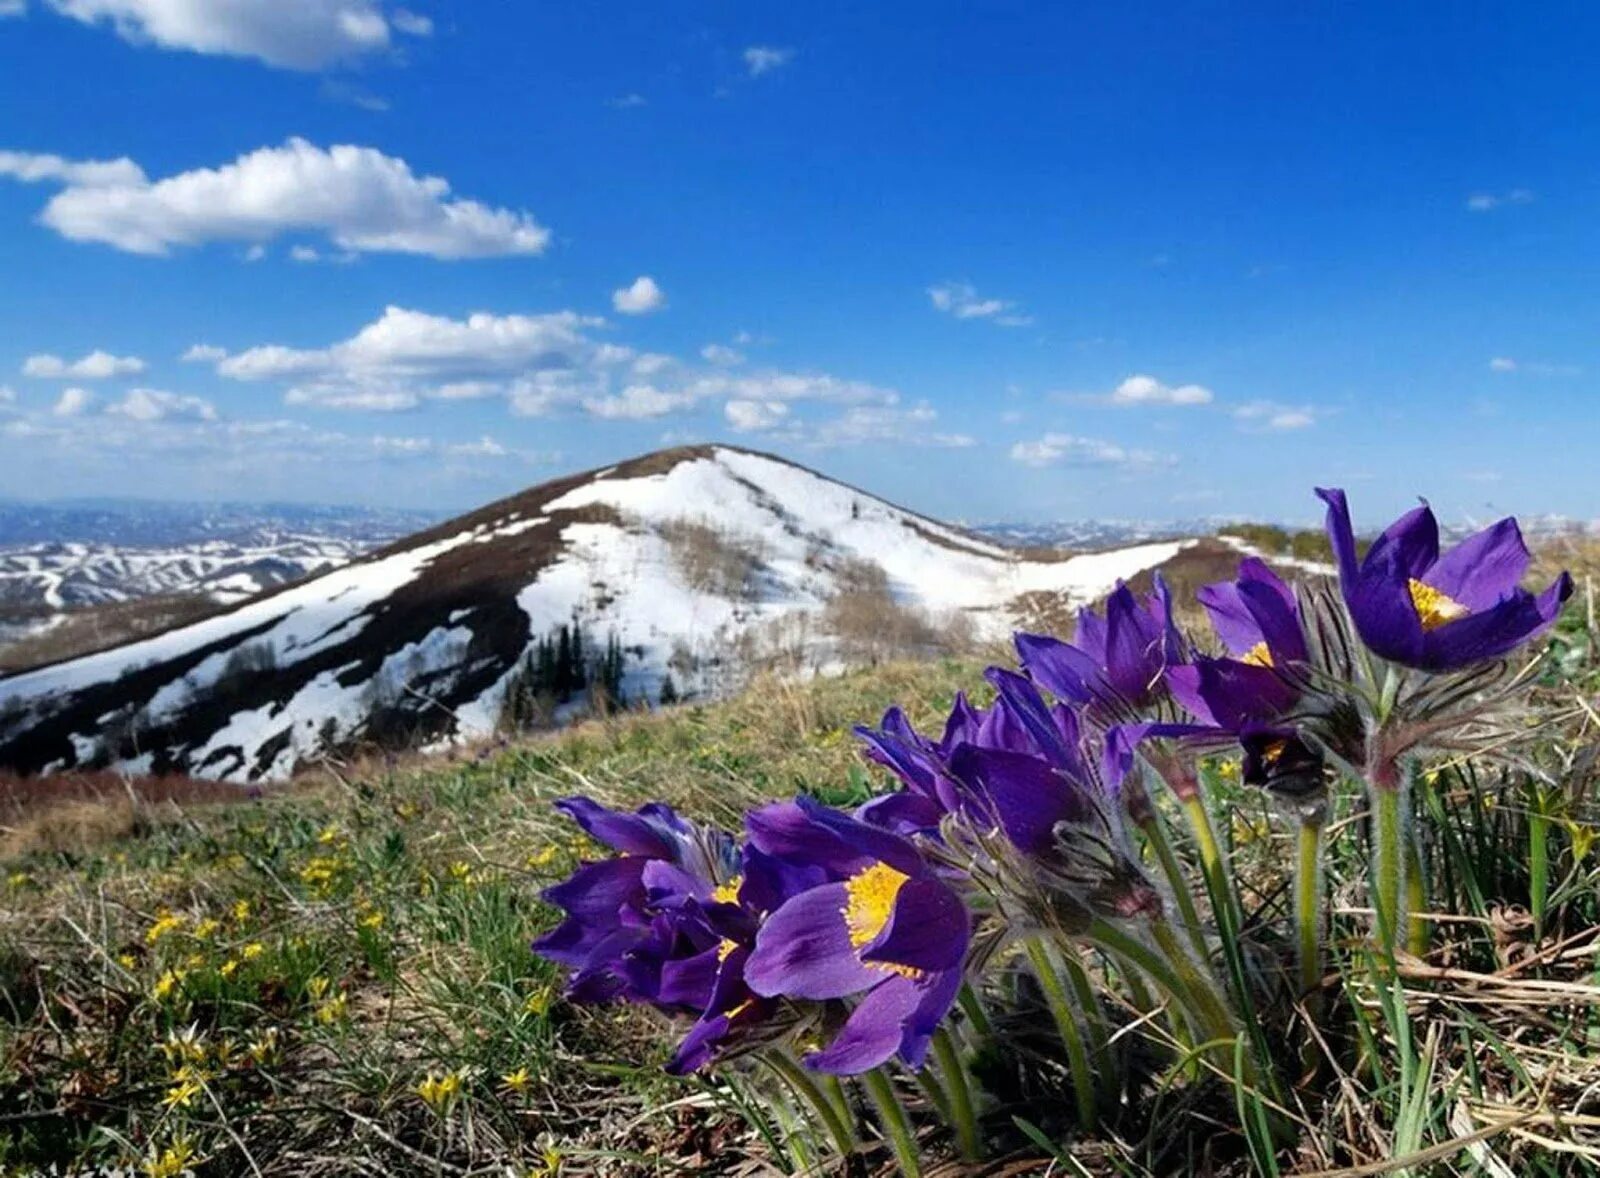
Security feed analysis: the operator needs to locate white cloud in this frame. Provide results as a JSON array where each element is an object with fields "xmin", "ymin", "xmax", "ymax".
[
  {"xmin": 42, "ymin": 0, "xmax": 431, "ymax": 70},
  {"xmin": 1231, "ymin": 400, "xmax": 1318, "ymax": 432},
  {"xmin": 808, "ymin": 403, "xmax": 974, "ymax": 449},
  {"xmin": 0, "ymin": 149, "xmax": 144, "ymax": 187},
  {"xmin": 1487, "ymin": 355, "xmax": 1579, "ymax": 377},
  {"xmin": 927, "ymin": 282, "xmax": 1032, "ymax": 326},
  {"xmin": 1010, "ymin": 433, "xmax": 1173, "ymax": 469},
  {"xmin": 211, "ymin": 305, "xmax": 601, "ymax": 410},
  {"xmin": 182, "ymin": 343, "xmax": 227, "ymax": 363},
  {"xmin": 631, "ymin": 351, "xmax": 675, "ymax": 377},
  {"xmin": 445, "ymin": 436, "xmax": 509, "ymax": 459},
  {"xmin": 106, "ymin": 387, "xmax": 217, "ymax": 422},
  {"xmin": 1466, "ymin": 188, "xmax": 1534, "ymax": 212},
  {"xmin": 3, "ymin": 138, "xmax": 549, "ymax": 259},
  {"xmin": 612, "ymin": 275, "xmax": 666, "ymax": 315},
  {"xmin": 0, "ymin": 385, "xmax": 16, "ymax": 404},
  {"xmin": 290, "ymin": 244, "xmax": 321, "ymax": 263},
  {"xmin": 608, "ymin": 93, "xmax": 647, "ymax": 109},
  {"xmin": 0, "ymin": 2, "xmax": 25, "ymax": 17},
  {"xmin": 1108, "ymin": 374, "xmax": 1213, "ymax": 407},
  {"xmin": 53, "ymin": 387, "xmax": 94, "ymax": 416},
  {"xmin": 22, "ymin": 349, "xmax": 146, "ymax": 379},
  {"xmin": 743, "ymin": 46, "xmax": 793, "ymax": 77},
  {"xmin": 584, "ymin": 383, "xmax": 693, "ymax": 420},
  {"xmin": 390, "ymin": 8, "xmax": 431, "ymax": 36},
  {"xmin": 724, "ymin": 398, "xmax": 788, "ymax": 432},
  {"xmin": 700, "ymin": 343, "xmax": 744, "ymax": 366},
  {"xmin": 685, "ymin": 371, "xmax": 898, "ymax": 407}
]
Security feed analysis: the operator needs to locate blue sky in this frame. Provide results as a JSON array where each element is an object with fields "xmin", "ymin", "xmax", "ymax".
[{"xmin": 0, "ymin": 2, "xmax": 1595, "ymax": 527}]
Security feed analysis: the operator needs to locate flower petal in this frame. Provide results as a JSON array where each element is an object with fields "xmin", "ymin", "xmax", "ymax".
[
  {"xmin": 1418, "ymin": 575, "xmax": 1573, "ymax": 669},
  {"xmin": 1315, "ymin": 487, "xmax": 1361, "ymax": 592},
  {"xmin": 1425, "ymin": 517, "xmax": 1532, "ymax": 611},
  {"xmin": 745, "ymin": 883, "xmax": 880, "ymax": 1000},
  {"xmin": 555, "ymin": 796, "xmax": 686, "ymax": 859},
  {"xmin": 1014, "ymin": 633, "xmax": 1099, "ymax": 704},
  {"xmin": 863, "ymin": 878, "xmax": 968, "ymax": 972},
  {"xmin": 898, "ymin": 966, "xmax": 963, "ymax": 1070},
  {"xmin": 804, "ymin": 974, "xmax": 922, "ymax": 1074},
  {"xmin": 947, "ymin": 744, "xmax": 1092, "ymax": 854}
]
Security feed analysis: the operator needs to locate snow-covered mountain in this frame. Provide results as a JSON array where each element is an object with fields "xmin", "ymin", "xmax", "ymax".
[
  {"xmin": 0, "ymin": 446, "xmax": 1193, "ymax": 784},
  {"xmin": 0, "ymin": 533, "xmax": 376, "ymax": 612}
]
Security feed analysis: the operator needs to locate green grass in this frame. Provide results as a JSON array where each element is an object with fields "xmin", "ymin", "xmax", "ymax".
[
  {"xmin": 2, "ymin": 632, "xmax": 1598, "ymax": 1175},
  {"xmin": 0, "ymin": 661, "xmax": 977, "ymax": 1176}
]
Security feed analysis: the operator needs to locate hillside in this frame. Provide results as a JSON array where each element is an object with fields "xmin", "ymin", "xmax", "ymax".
[{"xmin": 0, "ymin": 445, "xmax": 1191, "ymax": 784}]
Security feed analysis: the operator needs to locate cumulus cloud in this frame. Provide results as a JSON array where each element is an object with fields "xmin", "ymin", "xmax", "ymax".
[
  {"xmin": 1466, "ymin": 188, "xmax": 1534, "ymax": 212},
  {"xmin": 182, "ymin": 343, "xmax": 227, "ymax": 363},
  {"xmin": 1487, "ymin": 355, "xmax": 1579, "ymax": 376},
  {"xmin": 52, "ymin": 387, "xmax": 94, "ymax": 416},
  {"xmin": 1106, "ymin": 374, "xmax": 1213, "ymax": 407},
  {"xmin": 724, "ymin": 398, "xmax": 788, "ymax": 432},
  {"xmin": 0, "ymin": 2, "xmax": 24, "ymax": 17},
  {"xmin": 0, "ymin": 149, "xmax": 144, "ymax": 187},
  {"xmin": 743, "ymin": 45, "xmax": 793, "ymax": 76},
  {"xmin": 1230, "ymin": 400, "xmax": 1318, "ymax": 432},
  {"xmin": 210, "ymin": 305, "xmax": 601, "ymax": 409},
  {"xmin": 700, "ymin": 343, "xmax": 744, "ymax": 366},
  {"xmin": 612, "ymin": 275, "xmax": 666, "ymax": 315},
  {"xmin": 1010, "ymin": 433, "xmax": 1173, "ymax": 469},
  {"xmin": 583, "ymin": 384, "xmax": 693, "ymax": 420},
  {"xmin": 808, "ymin": 403, "xmax": 975, "ymax": 449},
  {"xmin": 685, "ymin": 371, "xmax": 898, "ymax": 408},
  {"xmin": 40, "ymin": 0, "xmax": 431, "ymax": 70},
  {"xmin": 927, "ymin": 281, "xmax": 1032, "ymax": 326},
  {"xmin": 1, "ymin": 138, "xmax": 550, "ymax": 259},
  {"xmin": 22, "ymin": 349, "xmax": 146, "ymax": 379},
  {"xmin": 107, "ymin": 387, "xmax": 217, "ymax": 422}
]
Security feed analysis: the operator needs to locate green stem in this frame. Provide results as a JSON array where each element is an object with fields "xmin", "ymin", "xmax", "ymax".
[
  {"xmin": 957, "ymin": 982, "xmax": 993, "ymax": 1039},
  {"xmin": 765, "ymin": 1051, "xmax": 856, "ymax": 1159},
  {"xmin": 1024, "ymin": 936, "xmax": 1097, "ymax": 1131},
  {"xmin": 1138, "ymin": 811, "xmax": 1210, "ymax": 961},
  {"xmin": 1405, "ymin": 835, "xmax": 1429, "ymax": 957},
  {"xmin": 1371, "ymin": 779, "xmax": 1406, "ymax": 956},
  {"xmin": 1295, "ymin": 818, "xmax": 1325, "ymax": 1006},
  {"xmin": 931, "ymin": 1027, "xmax": 981, "ymax": 1160},
  {"xmin": 862, "ymin": 1068, "xmax": 922, "ymax": 1178}
]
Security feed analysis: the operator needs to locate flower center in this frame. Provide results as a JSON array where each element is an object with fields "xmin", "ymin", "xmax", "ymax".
[
  {"xmin": 1239, "ymin": 641, "xmax": 1273, "ymax": 667},
  {"xmin": 716, "ymin": 938, "xmax": 739, "ymax": 962},
  {"xmin": 1408, "ymin": 579, "xmax": 1471, "ymax": 632},
  {"xmin": 843, "ymin": 862, "xmax": 909, "ymax": 950},
  {"xmin": 710, "ymin": 875, "xmax": 743, "ymax": 905}
]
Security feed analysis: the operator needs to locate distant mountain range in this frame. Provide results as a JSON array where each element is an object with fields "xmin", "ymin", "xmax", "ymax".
[{"xmin": 0, "ymin": 445, "xmax": 1198, "ymax": 784}]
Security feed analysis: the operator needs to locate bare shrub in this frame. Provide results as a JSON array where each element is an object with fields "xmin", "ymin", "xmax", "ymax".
[
  {"xmin": 661, "ymin": 518, "xmax": 763, "ymax": 599},
  {"xmin": 822, "ymin": 559, "xmax": 948, "ymax": 666}
]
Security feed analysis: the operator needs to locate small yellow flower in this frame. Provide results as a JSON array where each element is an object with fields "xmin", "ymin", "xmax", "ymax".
[
  {"xmin": 317, "ymin": 824, "xmax": 342, "ymax": 845},
  {"xmin": 501, "ymin": 1066, "xmax": 532, "ymax": 1093},
  {"xmin": 143, "ymin": 1137, "xmax": 196, "ymax": 1178},
  {"xmin": 6, "ymin": 871, "xmax": 30, "ymax": 888},
  {"xmin": 306, "ymin": 976, "xmax": 330, "ymax": 1001},
  {"xmin": 117, "ymin": 952, "xmax": 139, "ymax": 970},
  {"xmin": 315, "ymin": 993, "xmax": 348, "ymax": 1024},
  {"xmin": 448, "ymin": 861, "xmax": 476, "ymax": 886},
  {"xmin": 162, "ymin": 1077, "xmax": 204, "ymax": 1109},
  {"xmin": 358, "ymin": 910, "xmax": 384, "ymax": 930},
  {"xmin": 151, "ymin": 969, "xmax": 185, "ymax": 1002},
  {"xmin": 231, "ymin": 899, "xmax": 251, "ymax": 924},
  {"xmin": 416, "ymin": 1071, "xmax": 463, "ymax": 1113},
  {"xmin": 219, "ymin": 959, "xmax": 240, "ymax": 980},
  {"xmin": 523, "ymin": 991, "xmax": 551, "ymax": 1016},
  {"xmin": 162, "ymin": 1026, "xmax": 208, "ymax": 1064},
  {"xmin": 1565, "ymin": 819, "xmax": 1596, "ymax": 863},
  {"xmin": 526, "ymin": 846, "xmax": 559, "ymax": 869},
  {"xmin": 241, "ymin": 942, "xmax": 265, "ymax": 961},
  {"xmin": 146, "ymin": 912, "xmax": 186, "ymax": 944},
  {"xmin": 246, "ymin": 1028, "xmax": 281, "ymax": 1066},
  {"xmin": 193, "ymin": 918, "xmax": 222, "ymax": 939}
]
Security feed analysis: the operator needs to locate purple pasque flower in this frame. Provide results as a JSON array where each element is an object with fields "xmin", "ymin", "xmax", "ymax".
[
  {"xmin": 744, "ymin": 798, "xmax": 969, "ymax": 1074},
  {"xmin": 1015, "ymin": 575, "xmax": 1185, "ymax": 712},
  {"xmin": 532, "ymin": 796, "xmax": 738, "ymax": 1007},
  {"xmin": 1318, "ymin": 488, "xmax": 1572, "ymax": 672},
  {"xmin": 1167, "ymin": 557, "xmax": 1307, "ymax": 732}
]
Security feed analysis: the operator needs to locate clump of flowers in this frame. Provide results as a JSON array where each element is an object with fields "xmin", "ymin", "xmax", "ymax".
[{"xmin": 530, "ymin": 487, "xmax": 1573, "ymax": 1172}]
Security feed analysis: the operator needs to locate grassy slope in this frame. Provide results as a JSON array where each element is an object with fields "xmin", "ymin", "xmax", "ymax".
[
  {"xmin": 2, "ymin": 599, "xmax": 1598, "ymax": 1175},
  {"xmin": 0, "ymin": 661, "xmax": 978, "ymax": 1176}
]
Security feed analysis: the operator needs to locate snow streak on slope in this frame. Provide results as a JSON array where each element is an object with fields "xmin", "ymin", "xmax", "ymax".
[{"xmin": 0, "ymin": 446, "xmax": 1188, "ymax": 784}]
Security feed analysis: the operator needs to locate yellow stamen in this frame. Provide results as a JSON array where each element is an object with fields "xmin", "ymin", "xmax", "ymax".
[
  {"xmin": 1408, "ymin": 578, "xmax": 1470, "ymax": 631},
  {"xmin": 710, "ymin": 875, "xmax": 743, "ymax": 905},
  {"xmin": 1239, "ymin": 641, "xmax": 1273, "ymax": 667},
  {"xmin": 843, "ymin": 862, "xmax": 909, "ymax": 949},
  {"xmin": 725, "ymin": 998, "xmax": 755, "ymax": 1021},
  {"xmin": 716, "ymin": 938, "xmax": 738, "ymax": 962}
]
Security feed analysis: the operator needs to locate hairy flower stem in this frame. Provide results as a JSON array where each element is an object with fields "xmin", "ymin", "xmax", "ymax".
[
  {"xmin": 1136, "ymin": 810, "xmax": 1210, "ymax": 961},
  {"xmin": 862, "ymin": 1068, "xmax": 921, "ymax": 1178},
  {"xmin": 1369, "ymin": 769, "xmax": 1407, "ymax": 956},
  {"xmin": 765, "ymin": 1051, "xmax": 856, "ymax": 1159},
  {"xmin": 932, "ymin": 1027, "xmax": 982, "ymax": 1160},
  {"xmin": 1024, "ymin": 936, "xmax": 1098, "ymax": 1130},
  {"xmin": 1405, "ymin": 836, "xmax": 1429, "ymax": 957},
  {"xmin": 1295, "ymin": 817, "xmax": 1325, "ymax": 1008}
]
